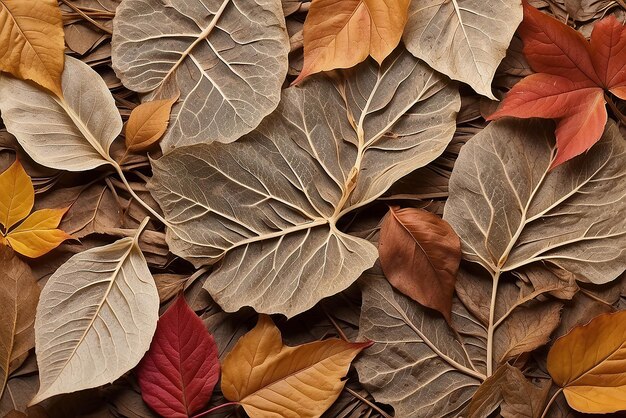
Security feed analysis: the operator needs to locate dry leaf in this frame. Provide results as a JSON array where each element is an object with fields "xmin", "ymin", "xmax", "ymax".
[
  {"xmin": 221, "ymin": 315, "xmax": 370, "ymax": 418},
  {"xmin": 402, "ymin": 0, "xmax": 522, "ymax": 98},
  {"xmin": 125, "ymin": 95, "xmax": 179, "ymax": 153},
  {"xmin": 293, "ymin": 0, "xmax": 410, "ymax": 84},
  {"xmin": 112, "ymin": 0, "xmax": 289, "ymax": 149},
  {"xmin": 31, "ymin": 219, "xmax": 159, "ymax": 405},
  {"xmin": 149, "ymin": 49, "xmax": 459, "ymax": 317},
  {"xmin": 0, "ymin": 160, "xmax": 34, "ymax": 231},
  {"xmin": 547, "ymin": 310, "xmax": 626, "ymax": 413},
  {"xmin": 378, "ymin": 206, "xmax": 461, "ymax": 322},
  {"xmin": 0, "ymin": 0, "xmax": 65, "ymax": 97},
  {"xmin": 0, "ymin": 247, "xmax": 39, "ymax": 399}
]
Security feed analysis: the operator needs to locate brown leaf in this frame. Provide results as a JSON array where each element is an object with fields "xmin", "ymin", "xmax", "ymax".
[
  {"xmin": 125, "ymin": 95, "xmax": 179, "ymax": 153},
  {"xmin": 378, "ymin": 206, "xmax": 461, "ymax": 322},
  {"xmin": 0, "ymin": 247, "xmax": 39, "ymax": 398},
  {"xmin": 468, "ymin": 364, "xmax": 550, "ymax": 418}
]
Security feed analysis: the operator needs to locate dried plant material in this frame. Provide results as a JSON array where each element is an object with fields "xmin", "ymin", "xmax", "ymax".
[
  {"xmin": 489, "ymin": 5, "xmax": 626, "ymax": 168},
  {"xmin": 402, "ymin": 0, "xmax": 522, "ymax": 98},
  {"xmin": 221, "ymin": 315, "xmax": 370, "ymax": 418},
  {"xmin": 293, "ymin": 0, "xmax": 410, "ymax": 84},
  {"xmin": 0, "ymin": 57, "xmax": 121, "ymax": 171},
  {"xmin": 31, "ymin": 219, "xmax": 159, "ymax": 405},
  {"xmin": 137, "ymin": 296, "xmax": 220, "ymax": 418},
  {"xmin": 547, "ymin": 310, "xmax": 626, "ymax": 414},
  {"xmin": 149, "ymin": 50, "xmax": 459, "ymax": 317},
  {"xmin": 125, "ymin": 95, "xmax": 179, "ymax": 153},
  {"xmin": 0, "ymin": 0, "xmax": 65, "ymax": 97},
  {"xmin": 0, "ymin": 161, "xmax": 70, "ymax": 258},
  {"xmin": 112, "ymin": 0, "xmax": 289, "ymax": 149},
  {"xmin": 378, "ymin": 206, "xmax": 461, "ymax": 322},
  {"xmin": 0, "ymin": 247, "xmax": 39, "ymax": 399}
]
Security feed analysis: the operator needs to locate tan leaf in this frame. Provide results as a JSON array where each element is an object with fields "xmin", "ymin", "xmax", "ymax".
[
  {"xmin": 0, "ymin": 247, "xmax": 39, "ymax": 399},
  {"xmin": 221, "ymin": 315, "xmax": 370, "ymax": 418},
  {"xmin": 0, "ymin": 0, "xmax": 65, "ymax": 97},
  {"xmin": 378, "ymin": 206, "xmax": 461, "ymax": 322},
  {"xmin": 0, "ymin": 160, "xmax": 34, "ymax": 231},
  {"xmin": 547, "ymin": 310, "xmax": 626, "ymax": 413},
  {"xmin": 5, "ymin": 208, "xmax": 71, "ymax": 258},
  {"xmin": 293, "ymin": 0, "xmax": 410, "ymax": 83},
  {"xmin": 125, "ymin": 94, "xmax": 179, "ymax": 153}
]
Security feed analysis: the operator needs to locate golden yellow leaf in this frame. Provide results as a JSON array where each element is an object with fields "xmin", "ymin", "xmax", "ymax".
[
  {"xmin": 293, "ymin": 0, "xmax": 410, "ymax": 84},
  {"xmin": 0, "ymin": 160, "xmax": 34, "ymax": 232},
  {"xmin": 221, "ymin": 315, "xmax": 371, "ymax": 418},
  {"xmin": 547, "ymin": 310, "xmax": 626, "ymax": 413},
  {"xmin": 0, "ymin": 0, "xmax": 65, "ymax": 97},
  {"xmin": 125, "ymin": 94, "xmax": 179, "ymax": 153},
  {"xmin": 6, "ymin": 208, "xmax": 71, "ymax": 258}
]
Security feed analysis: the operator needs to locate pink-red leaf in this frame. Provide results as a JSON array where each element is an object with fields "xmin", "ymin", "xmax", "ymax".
[
  {"xmin": 136, "ymin": 296, "xmax": 220, "ymax": 418},
  {"xmin": 488, "ymin": 2, "xmax": 626, "ymax": 168}
]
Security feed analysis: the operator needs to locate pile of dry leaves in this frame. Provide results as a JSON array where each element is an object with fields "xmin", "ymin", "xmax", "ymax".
[{"xmin": 0, "ymin": 0, "xmax": 625, "ymax": 417}]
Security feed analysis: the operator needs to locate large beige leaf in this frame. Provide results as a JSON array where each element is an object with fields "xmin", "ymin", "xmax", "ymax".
[
  {"xmin": 112, "ymin": 0, "xmax": 289, "ymax": 150},
  {"xmin": 149, "ymin": 49, "xmax": 459, "ymax": 316},
  {"xmin": 0, "ymin": 247, "xmax": 39, "ymax": 399},
  {"xmin": 355, "ymin": 272, "xmax": 486, "ymax": 418},
  {"xmin": 0, "ymin": 0, "xmax": 65, "ymax": 98},
  {"xmin": 31, "ymin": 220, "xmax": 159, "ymax": 404},
  {"xmin": 402, "ymin": 0, "xmax": 522, "ymax": 98},
  {"xmin": 443, "ymin": 120, "xmax": 626, "ymax": 284},
  {"xmin": 0, "ymin": 57, "xmax": 121, "ymax": 171}
]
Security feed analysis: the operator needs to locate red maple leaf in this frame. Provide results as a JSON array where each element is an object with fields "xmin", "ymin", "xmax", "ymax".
[
  {"xmin": 136, "ymin": 295, "xmax": 220, "ymax": 418},
  {"xmin": 488, "ymin": 2, "xmax": 626, "ymax": 168}
]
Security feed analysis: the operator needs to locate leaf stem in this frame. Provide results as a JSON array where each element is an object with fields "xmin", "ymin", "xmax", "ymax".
[
  {"xmin": 540, "ymin": 388, "xmax": 563, "ymax": 418},
  {"xmin": 486, "ymin": 270, "xmax": 501, "ymax": 377},
  {"xmin": 605, "ymin": 92, "xmax": 626, "ymax": 125},
  {"xmin": 190, "ymin": 401, "xmax": 240, "ymax": 418},
  {"xmin": 345, "ymin": 387, "xmax": 393, "ymax": 418},
  {"xmin": 112, "ymin": 162, "xmax": 169, "ymax": 226},
  {"xmin": 59, "ymin": 0, "xmax": 113, "ymax": 35}
]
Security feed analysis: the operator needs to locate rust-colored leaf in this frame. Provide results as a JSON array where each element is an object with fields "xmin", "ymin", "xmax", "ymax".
[
  {"xmin": 378, "ymin": 206, "xmax": 461, "ymax": 322},
  {"xmin": 125, "ymin": 94, "xmax": 179, "ymax": 153}
]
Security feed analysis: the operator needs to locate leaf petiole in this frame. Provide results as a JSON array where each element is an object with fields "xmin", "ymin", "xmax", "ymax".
[{"xmin": 190, "ymin": 401, "xmax": 241, "ymax": 418}]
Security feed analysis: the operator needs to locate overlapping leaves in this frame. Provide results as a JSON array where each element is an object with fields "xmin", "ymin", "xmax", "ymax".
[{"xmin": 149, "ymin": 49, "xmax": 460, "ymax": 317}]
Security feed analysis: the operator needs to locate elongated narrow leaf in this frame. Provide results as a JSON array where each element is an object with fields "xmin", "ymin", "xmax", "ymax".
[
  {"xmin": 443, "ymin": 119, "xmax": 626, "ymax": 284},
  {"xmin": 31, "ymin": 220, "xmax": 159, "ymax": 404},
  {"xmin": 137, "ymin": 296, "xmax": 219, "ymax": 418},
  {"xmin": 149, "ymin": 49, "xmax": 459, "ymax": 317},
  {"xmin": 0, "ymin": 0, "xmax": 65, "ymax": 97},
  {"xmin": 548, "ymin": 310, "xmax": 626, "ymax": 413},
  {"xmin": 0, "ymin": 247, "xmax": 39, "ymax": 399},
  {"xmin": 402, "ymin": 0, "xmax": 522, "ymax": 98},
  {"xmin": 0, "ymin": 160, "xmax": 34, "ymax": 231},
  {"xmin": 355, "ymin": 273, "xmax": 486, "ymax": 418},
  {"xmin": 221, "ymin": 315, "xmax": 369, "ymax": 418},
  {"xmin": 0, "ymin": 57, "xmax": 121, "ymax": 171},
  {"xmin": 112, "ymin": 0, "xmax": 289, "ymax": 150}
]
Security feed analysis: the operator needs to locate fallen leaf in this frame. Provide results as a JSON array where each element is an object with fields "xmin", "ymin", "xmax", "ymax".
[
  {"xmin": 149, "ymin": 49, "xmax": 459, "ymax": 317},
  {"xmin": 488, "ymin": 4, "xmax": 626, "ymax": 168},
  {"xmin": 0, "ymin": 247, "xmax": 39, "ymax": 399},
  {"xmin": 0, "ymin": 0, "xmax": 65, "ymax": 97},
  {"xmin": 111, "ymin": 0, "xmax": 289, "ymax": 149},
  {"xmin": 0, "ymin": 57, "xmax": 121, "ymax": 171},
  {"xmin": 468, "ymin": 364, "xmax": 550, "ymax": 418},
  {"xmin": 402, "ymin": 0, "xmax": 522, "ymax": 98},
  {"xmin": 293, "ymin": 0, "xmax": 410, "ymax": 84},
  {"xmin": 0, "ymin": 160, "xmax": 34, "ymax": 231},
  {"xmin": 137, "ymin": 296, "xmax": 220, "ymax": 418},
  {"xmin": 378, "ymin": 206, "xmax": 461, "ymax": 322},
  {"xmin": 125, "ymin": 95, "xmax": 179, "ymax": 153},
  {"xmin": 31, "ymin": 218, "xmax": 159, "ymax": 405},
  {"xmin": 221, "ymin": 315, "xmax": 370, "ymax": 418},
  {"xmin": 548, "ymin": 310, "xmax": 626, "ymax": 413}
]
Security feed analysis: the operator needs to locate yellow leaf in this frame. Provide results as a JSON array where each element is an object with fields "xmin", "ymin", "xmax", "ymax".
[
  {"xmin": 125, "ymin": 94, "xmax": 179, "ymax": 153},
  {"xmin": 221, "ymin": 315, "xmax": 370, "ymax": 418},
  {"xmin": 547, "ymin": 310, "xmax": 626, "ymax": 413},
  {"xmin": 0, "ymin": 160, "xmax": 34, "ymax": 232},
  {"xmin": 6, "ymin": 208, "xmax": 71, "ymax": 258},
  {"xmin": 293, "ymin": 0, "xmax": 410, "ymax": 84},
  {"xmin": 0, "ymin": 0, "xmax": 65, "ymax": 97}
]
